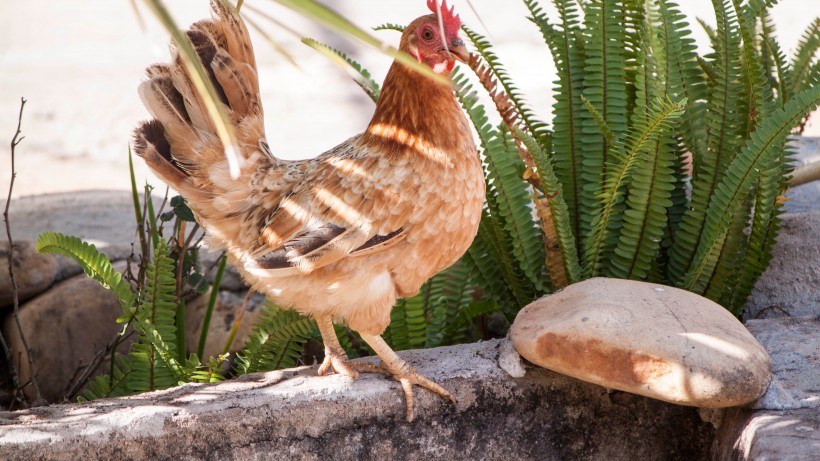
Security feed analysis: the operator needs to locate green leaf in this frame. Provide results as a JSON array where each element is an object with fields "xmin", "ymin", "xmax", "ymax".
[
  {"xmin": 682, "ymin": 84, "xmax": 820, "ymax": 292},
  {"xmin": 302, "ymin": 38, "xmax": 380, "ymax": 103},
  {"xmin": 579, "ymin": 0, "xmax": 630, "ymax": 247},
  {"xmin": 36, "ymin": 232, "xmax": 136, "ymax": 310},
  {"xmin": 582, "ymin": 97, "xmax": 686, "ymax": 277},
  {"xmin": 234, "ymin": 302, "xmax": 317, "ymax": 374}
]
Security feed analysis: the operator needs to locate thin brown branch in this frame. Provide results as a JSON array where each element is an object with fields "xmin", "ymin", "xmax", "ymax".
[
  {"xmin": 464, "ymin": 53, "xmax": 568, "ymax": 287},
  {"xmin": 465, "ymin": 52, "xmax": 541, "ymax": 188},
  {"xmin": 64, "ymin": 330, "xmax": 136, "ymax": 401},
  {"xmin": 2, "ymin": 98, "xmax": 44, "ymax": 406}
]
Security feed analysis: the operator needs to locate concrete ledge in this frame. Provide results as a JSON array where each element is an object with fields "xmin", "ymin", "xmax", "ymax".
[
  {"xmin": 714, "ymin": 317, "xmax": 820, "ymax": 460},
  {"xmin": 0, "ymin": 340, "xmax": 713, "ymax": 460}
]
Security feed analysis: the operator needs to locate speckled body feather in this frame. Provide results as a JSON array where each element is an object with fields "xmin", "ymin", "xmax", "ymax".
[{"xmin": 134, "ymin": 2, "xmax": 484, "ymax": 336}]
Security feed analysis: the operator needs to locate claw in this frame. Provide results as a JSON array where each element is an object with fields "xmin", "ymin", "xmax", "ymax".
[
  {"xmin": 358, "ymin": 333, "xmax": 457, "ymax": 422},
  {"xmin": 317, "ymin": 348, "xmax": 359, "ymax": 379}
]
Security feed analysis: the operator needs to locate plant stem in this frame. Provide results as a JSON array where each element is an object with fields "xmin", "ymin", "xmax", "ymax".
[
  {"xmin": 2, "ymin": 97, "xmax": 43, "ymax": 406},
  {"xmin": 199, "ymin": 253, "xmax": 227, "ymax": 358},
  {"xmin": 175, "ymin": 221, "xmax": 187, "ymax": 360}
]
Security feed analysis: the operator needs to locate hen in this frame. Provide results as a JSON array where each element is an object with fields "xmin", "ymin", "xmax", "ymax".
[{"xmin": 133, "ymin": 0, "xmax": 484, "ymax": 422}]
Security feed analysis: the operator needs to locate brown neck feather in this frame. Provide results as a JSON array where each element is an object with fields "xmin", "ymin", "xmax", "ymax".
[{"xmin": 362, "ymin": 61, "xmax": 466, "ymax": 154}]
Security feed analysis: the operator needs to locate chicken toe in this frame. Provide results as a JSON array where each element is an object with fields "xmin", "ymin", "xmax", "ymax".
[
  {"xmin": 316, "ymin": 315, "xmax": 359, "ymax": 379},
  {"xmin": 358, "ymin": 333, "xmax": 457, "ymax": 422}
]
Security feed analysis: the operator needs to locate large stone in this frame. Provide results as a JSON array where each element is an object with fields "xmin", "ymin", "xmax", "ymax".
[
  {"xmin": 743, "ymin": 212, "xmax": 820, "ymax": 320},
  {"xmin": 511, "ymin": 277, "xmax": 771, "ymax": 408},
  {"xmin": 0, "ymin": 241, "xmax": 58, "ymax": 308},
  {"xmin": 2, "ymin": 272, "xmax": 130, "ymax": 403}
]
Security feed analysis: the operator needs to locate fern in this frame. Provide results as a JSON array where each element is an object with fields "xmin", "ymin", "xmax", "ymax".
[
  {"xmin": 527, "ymin": 0, "xmax": 586, "ymax": 245},
  {"xmin": 789, "ymin": 18, "xmax": 820, "ymax": 96},
  {"xmin": 581, "ymin": 96, "xmax": 686, "ymax": 276},
  {"xmin": 373, "ymin": 23, "xmax": 405, "ymax": 32},
  {"xmin": 35, "ymin": 232, "xmax": 135, "ymax": 311},
  {"xmin": 234, "ymin": 303, "xmax": 317, "ymax": 374},
  {"xmin": 608, "ymin": 17, "xmax": 679, "ymax": 280},
  {"xmin": 302, "ymin": 38, "xmax": 380, "ymax": 103},
  {"xmin": 579, "ymin": 0, "xmax": 630, "ymax": 249},
  {"xmin": 682, "ymin": 83, "xmax": 820, "ymax": 292},
  {"xmin": 77, "ymin": 354, "xmax": 134, "ymax": 402},
  {"xmin": 668, "ymin": 0, "xmax": 744, "ymax": 284},
  {"xmin": 429, "ymin": 261, "xmax": 477, "ymax": 346},
  {"xmin": 516, "ymin": 127, "xmax": 583, "ymax": 283},
  {"xmin": 454, "ymin": 70, "xmax": 542, "ymax": 304},
  {"xmin": 128, "ymin": 240, "xmax": 181, "ymax": 392}
]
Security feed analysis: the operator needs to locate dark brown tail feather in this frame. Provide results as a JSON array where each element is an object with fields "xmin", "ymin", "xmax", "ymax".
[{"xmin": 133, "ymin": 120, "xmax": 209, "ymax": 201}]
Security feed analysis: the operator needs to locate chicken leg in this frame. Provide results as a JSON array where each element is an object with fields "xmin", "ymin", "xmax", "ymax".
[
  {"xmin": 358, "ymin": 333, "xmax": 457, "ymax": 423},
  {"xmin": 315, "ymin": 315, "xmax": 359, "ymax": 379}
]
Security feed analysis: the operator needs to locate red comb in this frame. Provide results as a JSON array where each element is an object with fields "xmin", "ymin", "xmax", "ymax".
[{"xmin": 427, "ymin": 0, "xmax": 461, "ymax": 34}]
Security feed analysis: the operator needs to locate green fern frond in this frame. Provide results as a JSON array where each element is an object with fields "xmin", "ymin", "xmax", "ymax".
[
  {"xmin": 668, "ymin": 0, "xmax": 744, "ymax": 284},
  {"xmin": 727, "ymin": 147, "xmax": 788, "ymax": 312},
  {"xmin": 607, "ymin": 21, "xmax": 679, "ymax": 280},
  {"xmin": 516, "ymin": 127, "xmax": 583, "ymax": 283},
  {"xmin": 473, "ymin": 211, "xmax": 535, "ymax": 316},
  {"xmin": 461, "ymin": 231, "xmax": 518, "ymax": 311},
  {"xmin": 488, "ymin": 127, "xmax": 548, "ymax": 293},
  {"xmin": 302, "ymin": 38, "xmax": 380, "ymax": 103},
  {"xmin": 659, "ymin": 0, "xmax": 708, "ymax": 160},
  {"xmin": 461, "ymin": 25, "xmax": 550, "ymax": 139},
  {"xmin": 697, "ymin": 17, "xmax": 719, "ymax": 48},
  {"xmin": 579, "ymin": 0, "xmax": 630, "ymax": 247},
  {"xmin": 386, "ymin": 290, "xmax": 428, "ymax": 351},
  {"xmin": 762, "ymin": 36, "xmax": 793, "ymax": 107},
  {"xmin": 583, "ymin": 98, "xmax": 685, "ymax": 277},
  {"xmin": 78, "ymin": 354, "xmax": 133, "ymax": 402},
  {"xmin": 732, "ymin": 0, "xmax": 775, "ymax": 133},
  {"xmin": 789, "ymin": 18, "xmax": 820, "ymax": 96},
  {"xmin": 129, "ymin": 240, "xmax": 182, "ymax": 392},
  {"xmin": 682, "ymin": 84, "xmax": 820, "ymax": 292},
  {"xmin": 454, "ymin": 70, "xmax": 543, "ymax": 300},
  {"xmin": 428, "ymin": 260, "xmax": 476, "ymax": 346},
  {"xmin": 373, "ymin": 23, "xmax": 405, "ymax": 32},
  {"xmin": 702, "ymin": 191, "xmax": 753, "ymax": 302},
  {"xmin": 526, "ymin": 0, "xmax": 586, "ymax": 243},
  {"xmin": 234, "ymin": 303, "xmax": 317, "ymax": 374},
  {"xmin": 36, "ymin": 232, "xmax": 136, "ymax": 311}
]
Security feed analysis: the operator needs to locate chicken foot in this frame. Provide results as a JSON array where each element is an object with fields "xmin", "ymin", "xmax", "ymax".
[
  {"xmin": 315, "ymin": 315, "xmax": 359, "ymax": 379},
  {"xmin": 358, "ymin": 333, "xmax": 457, "ymax": 423}
]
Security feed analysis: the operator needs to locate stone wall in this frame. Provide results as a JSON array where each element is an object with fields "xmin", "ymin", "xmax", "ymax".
[{"xmin": 0, "ymin": 340, "xmax": 714, "ymax": 461}]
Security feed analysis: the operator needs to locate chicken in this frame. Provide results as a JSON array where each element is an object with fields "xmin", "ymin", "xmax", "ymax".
[{"xmin": 133, "ymin": 0, "xmax": 484, "ymax": 422}]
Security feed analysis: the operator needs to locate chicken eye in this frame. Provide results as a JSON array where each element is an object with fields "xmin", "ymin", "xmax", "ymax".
[{"xmin": 421, "ymin": 28, "xmax": 435, "ymax": 41}]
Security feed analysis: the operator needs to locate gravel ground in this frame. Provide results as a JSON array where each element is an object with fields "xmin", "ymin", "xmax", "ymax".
[{"xmin": 1, "ymin": 0, "xmax": 818, "ymax": 197}]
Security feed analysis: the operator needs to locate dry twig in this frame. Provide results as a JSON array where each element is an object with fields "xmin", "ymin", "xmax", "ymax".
[{"xmin": 2, "ymin": 97, "xmax": 44, "ymax": 406}]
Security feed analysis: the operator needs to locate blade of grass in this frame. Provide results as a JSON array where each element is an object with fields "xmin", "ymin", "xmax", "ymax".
[
  {"xmin": 262, "ymin": 0, "xmax": 448, "ymax": 86},
  {"xmin": 242, "ymin": 12, "xmax": 301, "ymax": 69},
  {"xmin": 198, "ymin": 254, "xmax": 227, "ymax": 358}
]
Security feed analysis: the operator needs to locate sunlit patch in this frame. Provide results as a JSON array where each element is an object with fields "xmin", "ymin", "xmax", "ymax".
[
  {"xmin": 315, "ymin": 187, "xmax": 365, "ymax": 224},
  {"xmin": 679, "ymin": 332, "xmax": 750, "ymax": 359},
  {"xmin": 367, "ymin": 122, "xmax": 451, "ymax": 166}
]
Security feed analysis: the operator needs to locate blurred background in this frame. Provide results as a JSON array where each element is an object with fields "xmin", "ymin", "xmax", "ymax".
[{"xmin": 1, "ymin": 0, "xmax": 818, "ymax": 197}]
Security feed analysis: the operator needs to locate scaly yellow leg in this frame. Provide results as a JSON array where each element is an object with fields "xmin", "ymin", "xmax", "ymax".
[
  {"xmin": 357, "ymin": 333, "xmax": 457, "ymax": 422},
  {"xmin": 315, "ymin": 315, "xmax": 359, "ymax": 379}
]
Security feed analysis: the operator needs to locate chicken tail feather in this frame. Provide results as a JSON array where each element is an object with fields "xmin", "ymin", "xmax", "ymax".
[{"xmin": 133, "ymin": 0, "xmax": 269, "ymax": 242}]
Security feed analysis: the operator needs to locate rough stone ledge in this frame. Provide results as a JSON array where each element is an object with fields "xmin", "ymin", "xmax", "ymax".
[
  {"xmin": 714, "ymin": 317, "xmax": 820, "ymax": 460},
  {"xmin": 0, "ymin": 339, "xmax": 713, "ymax": 461}
]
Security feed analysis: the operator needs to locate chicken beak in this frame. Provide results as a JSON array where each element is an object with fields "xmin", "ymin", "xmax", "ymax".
[{"xmin": 446, "ymin": 38, "xmax": 469, "ymax": 63}]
